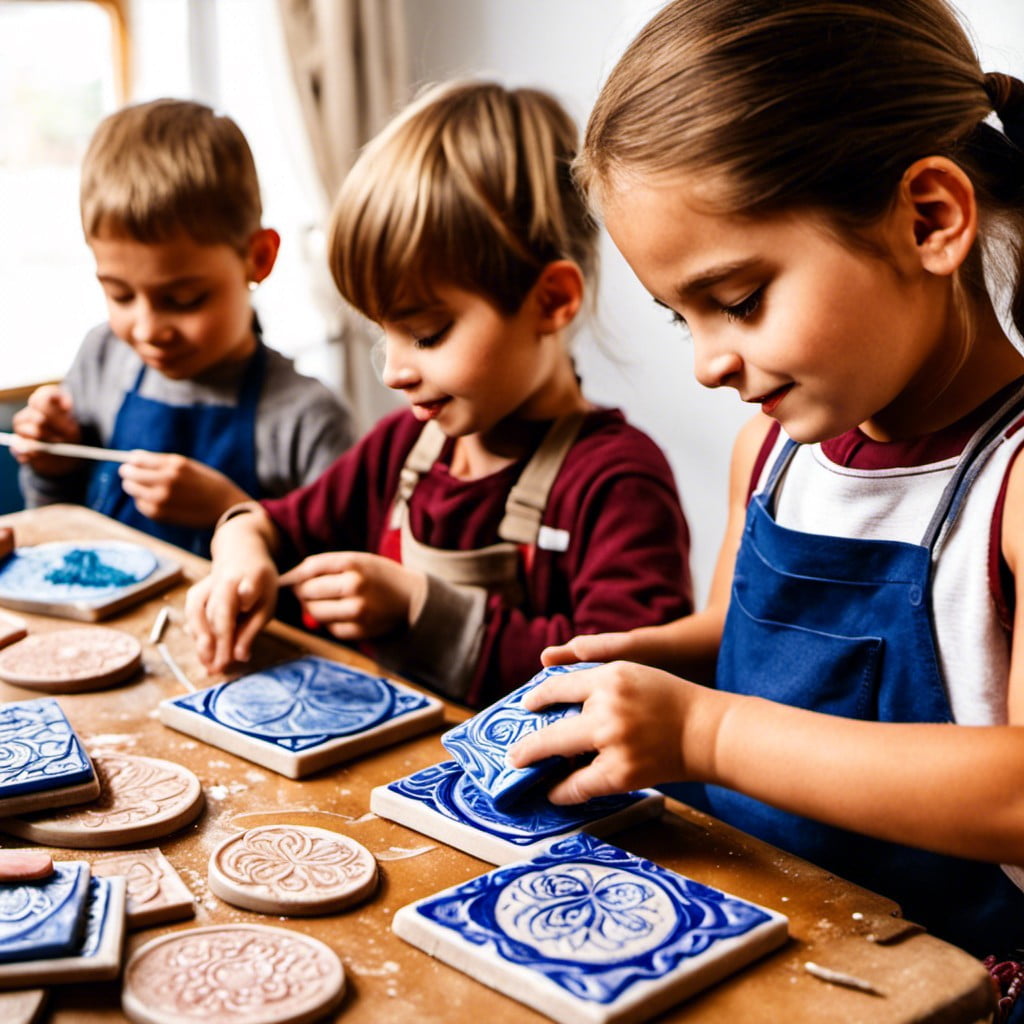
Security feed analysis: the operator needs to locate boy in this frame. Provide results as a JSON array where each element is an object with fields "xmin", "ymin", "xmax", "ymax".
[{"xmin": 13, "ymin": 98, "xmax": 353, "ymax": 556}]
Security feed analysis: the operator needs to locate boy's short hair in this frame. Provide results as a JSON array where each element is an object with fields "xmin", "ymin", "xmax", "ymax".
[
  {"xmin": 80, "ymin": 98, "xmax": 262, "ymax": 251},
  {"xmin": 328, "ymin": 80, "xmax": 597, "ymax": 321}
]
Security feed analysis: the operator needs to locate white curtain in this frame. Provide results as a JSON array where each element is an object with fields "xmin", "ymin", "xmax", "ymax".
[{"xmin": 274, "ymin": 0, "xmax": 409, "ymax": 431}]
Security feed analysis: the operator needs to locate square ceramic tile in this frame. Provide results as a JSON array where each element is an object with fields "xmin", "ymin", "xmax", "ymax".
[
  {"xmin": 441, "ymin": 663, "xmax": 599, "ymax": 809},
  {"xmin": 159, "ymin": 655, "xmax": 445, "ymax": 778},
  {"xmin": 0, "ymin": 540, "xmax": 181, "ymax": 622},
  {"xmin": 0, "ymin": 876, "xmax": 127, "ymax": 989},
  {"xmin": 0, "ymin": 861, "xmax": 91, "ymax": 964},
  {"xmin": 90, "ymin": 847, "xmax": 195, "ymax": 928},
  {"xmin": 371, "ymin": 760, "xmax": 664, "ymax": 864},
  {"xmin": 394, "ymin": 832, "xmax": 788, "ymax": 1024},
  {"xmin": 0, "ymin": 698, "xmax": 98, "ymax": 816}
]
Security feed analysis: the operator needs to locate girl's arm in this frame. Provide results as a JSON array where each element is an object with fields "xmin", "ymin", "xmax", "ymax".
[
  {"xmin": 541, "ymin": 412, "xmax": 773, "ymax": 681},
  {"xmin": 511, "ymin": 429, "xmax": 1024, "ymax": 866}
]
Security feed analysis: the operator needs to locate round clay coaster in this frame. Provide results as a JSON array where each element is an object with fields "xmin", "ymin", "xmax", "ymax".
[
  {"xmin": 0, "ymin": 627, "xmax": 142, "ymax": 693},
  {"xmin": 208, "ymin": 824, "xmax": 378, "ymax": 916},
  {"xmin": 1, "ymin": 753, "xmax": 204, "ymax": 849},
  {"xmin": 122, "ymin": 924, "xmax": 345, "ymax": 1024}
]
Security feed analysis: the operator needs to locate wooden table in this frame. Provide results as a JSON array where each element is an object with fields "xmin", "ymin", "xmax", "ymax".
[{"xmin": 0, "ymin": 505, "xmax": 996, "ymax": 1024}]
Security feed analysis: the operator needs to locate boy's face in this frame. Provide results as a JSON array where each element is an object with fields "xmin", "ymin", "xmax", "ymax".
[{"xmin": 89, "ymin": 229, "xmax": 261, "ymax": 380}]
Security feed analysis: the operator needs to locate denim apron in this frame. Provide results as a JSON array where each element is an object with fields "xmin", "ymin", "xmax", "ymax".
[
  {"xmin": 86, "ymin": 342, "xmax": 265, "ymax": 557},
  {"xmin": 709, "ymin": 392, "xmax": 1024, "ymax": 958}
]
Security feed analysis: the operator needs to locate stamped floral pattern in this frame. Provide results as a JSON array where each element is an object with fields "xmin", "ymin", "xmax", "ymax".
[
  {"xmin": 218, "ymin": 825, "xmax": 374, "ymax": 894},
  {"xmin": 123, "ymin": 924, "xmax": 344, "ymax": 1023}
]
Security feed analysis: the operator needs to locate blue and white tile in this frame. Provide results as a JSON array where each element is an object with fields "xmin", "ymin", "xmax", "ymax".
[
  {"xmin": 159, "ymin": 655, "xmax": 444, "ymax": 778},
  {"xmin": 0, "ymin": 875, "xmax": 127, "ymax": 988},
  {"xmin": 394, "ymin": 832, "xmax": 788, "ymax": 1024},
  {"xmin": 441, "ymin": 663, "xmax": 600, "ymax": 809},
  {"xmin": 0, "ymin": 861, "xmax": 91, "ymax": 964},
  {"xmin": 0, "ymin": 698, "xmax": 98, "ymax": 816},
  {"xmin": 371, "ymin": 760, "xmax": 664, "ymax": 864},
  {"xmin": 0, "ymin": 541, "xmax": 180, "ymax": 621}
]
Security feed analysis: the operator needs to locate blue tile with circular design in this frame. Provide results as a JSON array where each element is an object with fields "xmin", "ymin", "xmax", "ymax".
[
  {"xmin": 0, "ymin": 698, "xmax": 95, "ymax": 798},
  {"xmin": 0, "ymin": 861, "xmax": 91, "ymax": 964},
  {"xmin": 394, "ymin": 832, "xmax": 788, "ymax": 1024}
]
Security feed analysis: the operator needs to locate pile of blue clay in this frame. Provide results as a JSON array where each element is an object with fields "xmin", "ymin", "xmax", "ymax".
[{"xmin": 44, "ymin": 548, "xmax": 141, "ymax": 589}]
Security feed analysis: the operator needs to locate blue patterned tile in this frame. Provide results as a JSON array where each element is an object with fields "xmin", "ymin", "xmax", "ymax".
[
  {"xmin": 0, "ymin": 861, "xmax": 91, "ymax": 963},
  {"xmin": 372, "ymin": 760, "xmax": 663, "ymax": 864},
  {"xmin": 0, "ymin": 542, "xmax": 156, "ymax": 604},
  {"xmin": 441, "ymin": 663, "xmax": 600, "ymax": 809},
  {"xmin": 0, "ymin": 698, "xmax": 95, "ymax": 797},
  {"xmin": 0, "ymin": 874, "xmax": 128, "ymax": 985},
  {"xmin": 394, "ymin": 833, "xmax": 788, "ymax": 1024},
  {"xmin": 159, "ymin": 656, "xmax": 444, "ymax": 778}
]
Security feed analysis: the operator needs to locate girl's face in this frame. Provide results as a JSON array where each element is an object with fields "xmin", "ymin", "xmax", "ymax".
[
  {"xmin": 379, "ymin": 284, "xmax": 559, "ymax": 437},
  {"xmin": 601, "ymin": 175, "xmax": 953, "ymax": 443}
]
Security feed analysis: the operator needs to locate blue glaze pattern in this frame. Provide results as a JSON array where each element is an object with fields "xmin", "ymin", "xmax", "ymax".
[
  {"xmin": 0, "ymin": 861, "xmax": 91, "ymax": 963},
  {"xmin": 441, "ymin": 663, "xmax": 600, "ymax": 808},
  {"xmin": 386, "ymin": 760, "xmax": 650, "ymax": 845},
  {"xmin": 0, "ymin": 698, "xmax": 95, "ymax": 797},
  {"xmin": 74, "ymin": 877, "xmax": 113, "ymax": 959},
  {"xmin": 409, "ymin": 833, "xmax": 775, "ymax": 1004},
  {"xmin": 165, "ymin": 655, "xmax": 434, "ymax": 752},
  {"xmin": 0, "ymin": 541, "xmax": 156, "ymax": 603}
]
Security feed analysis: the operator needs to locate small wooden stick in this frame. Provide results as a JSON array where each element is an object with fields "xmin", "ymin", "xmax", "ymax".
[
  {"xmin": 0, "ymin": 431, "xmax": 134, "ymax": 464},
  {"xmin": 148, "ymin": 607, "xmax": 171, "ymax": 644},
  {"xmin": 804, "ymin": 961, "xmax": 884, "ymax": 996},
  {"xmin": 157, "ymin": 642, "xmax": 195, "ymax": 692}
]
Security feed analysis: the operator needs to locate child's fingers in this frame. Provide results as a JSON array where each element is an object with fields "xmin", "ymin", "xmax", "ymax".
[
  {"xmin": 279, "ymin": 552, "xmax": 355, "ymax": 588},
  {"xmin": 545, "ymin": 761, "xmax": 617, "ymax": 805},
  {"xmin": 285, "ymin": 569, "xmax": 361, "ymax": 603},
  {"xmin": 299, "ymin": 596, "xmax": 364, "ymax": 627},
  {"xmin": 520, "ymin": 665, "xmax": 602, "ymax": 711},
  {"xmin": 509, "ymin": 713, "xmax": 595, "ymax": 768}
]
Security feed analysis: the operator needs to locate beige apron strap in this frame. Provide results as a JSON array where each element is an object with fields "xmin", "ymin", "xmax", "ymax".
[
  {"xmin": 391, "ymin": 420, "xmax": 448, "ymax": 525},
  {"xmin": 498, "ymin": 412, "xmax": 587, "ymax": 545}
]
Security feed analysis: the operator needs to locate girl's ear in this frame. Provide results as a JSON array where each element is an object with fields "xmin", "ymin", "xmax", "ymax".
[
  {"xmin": 246, "ymin": 228, "xmax": 281, "ymax": 285},
  {"xmin": 531, "ymin": 260, "xmax": 584, "ymax": 333},
  {"xmin": 900, "ymin": 157, "xmax": 977, "ymax": 277}
]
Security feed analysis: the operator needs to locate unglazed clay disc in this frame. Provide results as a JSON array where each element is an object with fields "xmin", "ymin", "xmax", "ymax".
[
  {"xmin": 208, "ymin": 824, "xmax": 378, "ymax": 916},
  {"xmin": 0, "ymin": 753, "xmax": 204, "ymax": 849},
  {"xmin": 0, "ymin": 627, "xmax": 142, "ymax": 693},
  {"xmin": 122, "ymin": 924, "xmax": 345, "ymax": 1024}
]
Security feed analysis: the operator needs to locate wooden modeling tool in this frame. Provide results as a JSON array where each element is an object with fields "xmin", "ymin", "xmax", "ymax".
[{"xmin": 0, "ymin": 432, "xmax": 133, "ymax": 464}]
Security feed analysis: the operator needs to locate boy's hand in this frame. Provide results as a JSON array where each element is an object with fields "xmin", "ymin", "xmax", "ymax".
[
  {"xmin": 185, "ymin": 560, "xmax": 278, "ymax": 673},
  {"xmin": 542, "ymin": 631, "xmax": 638, "ymax": 667},
  {"xmin": 11, "ymin": 385, "xmax": 82, "ymax": 475},
  {"xmin": 279, "ymin": 552, "xmax": 428, "ymax": 641},
  {"xmin": 119, "ymin": 453, "xmax": 249, "ymax": 528},
  {"xmin": 509, "ymin": 661, "xmax": 720, "ymax": 804}
]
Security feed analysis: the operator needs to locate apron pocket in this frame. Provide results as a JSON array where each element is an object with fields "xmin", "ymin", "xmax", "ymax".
[{"xmin": 719, "ymin": 589, "xmax": 884, "ymax": 719}]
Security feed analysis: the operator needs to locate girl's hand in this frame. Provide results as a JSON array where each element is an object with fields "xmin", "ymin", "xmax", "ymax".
[
  {"xmin": 11, "ymin": 385, "xmax": 82, "ymax": 475},
  {"xmin": 541, "ymin": 631, "xmax": 641, "ymax": 667},
  {"xmin": 509, "ymin": 661, "xmax": 723, "ymax": 804},
  {"xmin": 118, "ymin": 453, "xmax": 249, "ymax": 528},
  {"xmin": 279, "ymin": 552, "xmax": 427, "ymax": 641}
]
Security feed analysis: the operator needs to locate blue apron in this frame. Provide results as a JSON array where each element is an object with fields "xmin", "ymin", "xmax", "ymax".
[
  {"xmin": 85, "ymin": 341, "xmax": 265, "ymax": 557},
  {"xmin": 709, "ymin": 389, "xmax": 1024, "ymax": 958}
]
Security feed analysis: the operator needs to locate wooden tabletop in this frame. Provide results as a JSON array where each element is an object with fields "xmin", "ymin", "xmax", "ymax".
[{"xmin": 0, "ymin": 505, "xmax": 996, "ymax": 1024}]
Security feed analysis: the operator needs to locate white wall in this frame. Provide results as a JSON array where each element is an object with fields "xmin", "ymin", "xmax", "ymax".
[{"xmin": 402, "ymin": 0, "xmax": 1024, "ymax": 603}]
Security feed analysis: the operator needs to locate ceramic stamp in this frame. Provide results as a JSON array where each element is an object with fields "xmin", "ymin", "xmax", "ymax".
[
  {"xmin": 122, "ymin": 923, "xmax": 345, "ymax": 1024},
  {"xmin": 0, "ymin": 987, "xmax": 47, "ymax": 1024},
  {"xmin": 1, "ymin": 753, "xmax": 204, "ymax": 849},
  {"xmin": 0, "ymin": 876, "xmax": 127, "ymax": 989},
  {"xmin": 0, "ymin": 626, "xmax": 142, "ymax": 693},
  {"xmin": 0, "ymin": 861, "xmax": 90, "ymax": 964},
  {"xmin": 371, "ymin": 760, "xmax": 664, "ymax": 865},
  {"xmin": 0, "ymin": 852, "xmax": 53, "ymax": 882},
  {"xmin": 441, "ymin": 663, "xmax": 600, "ymax": 809},
  {"xmin": 0, "ymin": 698, "xmax": 100, "ymax": 817},
  {"xmin": 0, "ymin": 540, "xmax": 181, "ymax": 622},
  {"xmin": 91, "ymin": 848, "xmax": 195, "ymax": 929},
  {"xmin": 158, "ymin": 655, "xmax": 444, "ymax": 778},
  {"xmin": 394, "ymin": 832, "xmax": 789, "ymax": 1024},
  {"xmin": 208, "ymin": 824, "xmax": 378, "ymax": 916},
  {"xmin": 0, "ymin": 609, "xmax": 27, "ymax": 650}
]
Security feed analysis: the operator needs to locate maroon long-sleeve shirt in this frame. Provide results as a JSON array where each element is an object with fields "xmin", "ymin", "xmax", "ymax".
[{"xmin": 262, "ymin": 407, "xmax": 692, "ymax": 706}]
